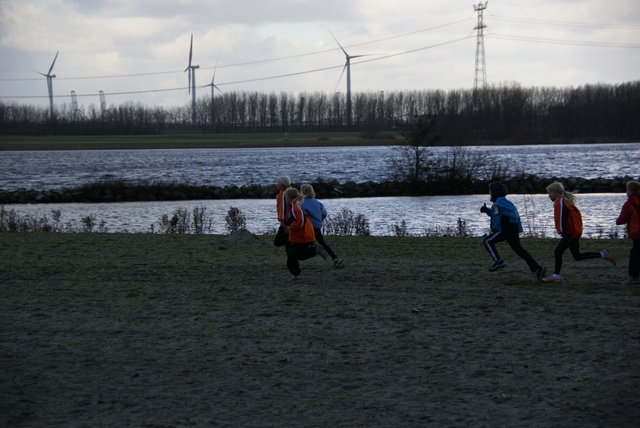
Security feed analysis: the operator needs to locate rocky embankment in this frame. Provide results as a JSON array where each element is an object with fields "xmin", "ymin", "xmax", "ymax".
[{"xmin": 0, "ymin": 176, "xmax": 636, "ymax": 204}]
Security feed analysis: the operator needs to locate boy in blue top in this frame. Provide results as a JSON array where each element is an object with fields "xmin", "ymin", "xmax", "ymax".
[
  {"xmin": 481, "ymin": 182, "xmax": 545, "ymax": 280},
  {"xmin": 300, "ymin": 184, "xmax": 343, "ymax": 268}
]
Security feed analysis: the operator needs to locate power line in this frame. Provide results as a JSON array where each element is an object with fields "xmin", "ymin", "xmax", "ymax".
[
  {"xmin": 0, "ymin": 36, "xmax": 472, "ymax": 99},
  {"xmin": 0, "ymin": 18, "xmax": 473, "ymax": 83},
  {"xmin": 489, "ymin": 14, "xmax": 640, "ymax": 30},
  {"xmin": 488, "ymin": 33, "xmax": 640, "ymax": 48}
]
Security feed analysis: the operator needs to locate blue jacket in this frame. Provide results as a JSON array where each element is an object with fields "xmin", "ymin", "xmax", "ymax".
[
  {"xmin": 300, "ymin": 198, "xmax": 327, "ymax": 229},
  {"xmin": 486, "ymin": 196, "xmax": 523, "ymax": 233}
]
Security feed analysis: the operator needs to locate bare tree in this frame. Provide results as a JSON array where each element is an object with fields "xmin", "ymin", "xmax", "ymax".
[{"xmin": 389, "ymin": 114, "xmax": 441, "ymax": 184}]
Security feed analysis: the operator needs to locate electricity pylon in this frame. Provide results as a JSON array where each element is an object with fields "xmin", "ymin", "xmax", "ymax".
[{"xmin": 473, "ymin": 1, "xmax": 488, "ymax": 91}]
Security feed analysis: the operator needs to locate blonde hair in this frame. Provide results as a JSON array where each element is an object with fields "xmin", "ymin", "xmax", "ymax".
[
  {"xmin": 546, "ymin": 181, "xmax": 577, "ymax": 206},
  {"xmin": 277, "ymin": 176, "xmax": 291, "ymax": 187},
  {"xmin": 284, "ymin": 188, "xmax": 304, "ymax": 205},
  {"xmin": 627, "ymin": 180, "xmax": 640, "ymax": 195},
  {"xmin": 300, "ymin": 184, "xmax": 316, "ymax": 199}
]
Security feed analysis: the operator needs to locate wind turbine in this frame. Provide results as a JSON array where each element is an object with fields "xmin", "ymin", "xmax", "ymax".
[
  {"xmin": 204, "ymin": 61, "xmax": 222, "ymax": 100},
  {"xmin": 37, "ymin": 51, "xmax": 58, "ymax": 121},
  {"xmin": 330, "ymin": 32, "xmax": 365, "ymax": 129},
  {"xmin": 184, "ymin": 34, "xmax": 199, "ymax": 124},
  {"xmin": 203, "ymin": 63, "xmax": 223, "ymax": 132}
]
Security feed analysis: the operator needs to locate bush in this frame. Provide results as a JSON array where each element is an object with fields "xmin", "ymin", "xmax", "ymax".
[
  {"xmin": 156, "ymin": 206, "xmax": 213, "ymax": 234},
  {"xmin": 225, "ymin": 207, "xmax": 247, "ymax": 233},
  {"xmin": 323, "ymin": 208, "xmax": 370, "ymax": 236}
]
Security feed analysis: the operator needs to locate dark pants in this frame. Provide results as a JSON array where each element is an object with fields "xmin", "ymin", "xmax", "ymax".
[
  {"xmin": 553, "ymin": 236, "xmax": 601, "ymax": 275},
  {"xmin": 629, "ymin": 239, "xmax": 640, "ymax": 279},
  {"xmin": 483, "ymin": 230, "xmax": 540, "ymax": 273},
  {"xmin": 314, "ymin": 228, "xmax": 337, "ymax": 260},
  {"xmin": 286, "ymin": 242, "xmax": 317, "ymax": 276}
]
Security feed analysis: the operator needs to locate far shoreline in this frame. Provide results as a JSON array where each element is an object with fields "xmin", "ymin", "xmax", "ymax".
[{"xmin": 0, "ymin": 133, "xmax": 634, "ymax": 151}]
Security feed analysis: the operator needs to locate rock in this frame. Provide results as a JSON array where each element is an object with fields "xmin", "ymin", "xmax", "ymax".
[{"xmin": 218, "ymin": 228, "xmax": 263, "ymax": 245}]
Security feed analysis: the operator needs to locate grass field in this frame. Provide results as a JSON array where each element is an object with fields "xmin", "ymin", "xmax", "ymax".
[
  {"xmin": 0, "ymin": 132, "xmax": 400, "ymax": 150},
  {"xmin": 2, "ymin": 232, "xmax": 639, "ymax": 426}
]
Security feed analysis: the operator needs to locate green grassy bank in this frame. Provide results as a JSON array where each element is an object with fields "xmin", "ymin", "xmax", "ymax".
[
  {"xmin": 1, "ymin": 232, "xmax": 635, "ymax": 295},
  {"xmin": 2, "ymin": 232, "xmax": 639, "ymax": 426}
]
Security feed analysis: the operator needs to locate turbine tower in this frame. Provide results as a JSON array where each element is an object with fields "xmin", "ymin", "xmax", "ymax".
[
  {"xmin": 99, "ymin": 90, "xmax": 107, "ymax": 115},
  {"xmin": 331, "ymin": 32, "xmax": 365, "ymax": 129},
  {"xmin": 37, "ymin": 51, "xmax": 59, "ymax": 120},
  {"xmin": 473, "ymin": 1, "xmax": 488, "ymax": 91},
  {"xmin": 184, "ymin": 34, "xmax": 200, "ymax": 124}
]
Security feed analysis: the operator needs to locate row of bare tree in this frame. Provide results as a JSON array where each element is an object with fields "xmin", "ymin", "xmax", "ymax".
[{"xmin": 1, "ymin": 81, "xmax": 638, "ymax": 144}]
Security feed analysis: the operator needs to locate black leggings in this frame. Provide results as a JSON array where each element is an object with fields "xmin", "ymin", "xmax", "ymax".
[
  {"xmin": 286, "ymin": 242, "xmax": 317, "ymax": 276},
  {"xmin": 314, "ymin": 228, "xmax": 337, "ymax": 260},
  {"xmin": 483, "ymin": 230, "xmax": 540, "ymax": 273},
  {"xmin": 553, "ymin": 236, "xmax": 601, "ymax": 275},
  {"xmin": 628, "ymin": 239, "xmax": 640, "ymax": 278}
]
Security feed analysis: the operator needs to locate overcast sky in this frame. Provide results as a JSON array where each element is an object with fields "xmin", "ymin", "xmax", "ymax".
[{"xmin": 0, "ymin": 0, "xmax": 638, "ymax": 110}]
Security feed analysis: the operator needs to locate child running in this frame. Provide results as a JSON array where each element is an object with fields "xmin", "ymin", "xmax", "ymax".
[
  {"xmin": 481, "ymin": 181, "xmax": 546, "ymax": 279},
  {"xmin": 283, "ymin": 188, "xmax": 321, "ymax": 281},
  {"xmin": 300, "ymin": 184, "xmax": 343, "ymax": 268},
  {"xmin": 542, "ymin": 181, "xmax": 615, "ymax": 283},
  {"xmin": 615, "ymin": 180, "xmax": 640, "ymax": 285},
  {"xmin": 274, "ymin": 176, "xmax": 291, "ymax": 247}
]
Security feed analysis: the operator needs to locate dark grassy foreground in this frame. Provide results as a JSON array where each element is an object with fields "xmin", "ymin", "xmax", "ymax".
[{"xmin": 1, "ymin": 232, "xmax": 639, "ymax": 427}]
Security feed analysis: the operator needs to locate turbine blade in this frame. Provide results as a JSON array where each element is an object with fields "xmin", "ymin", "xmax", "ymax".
[
  {"xmin": 212, "ymin": 58, "xmax": 218, "ymax": 82},
  {"xmin": 48, "ymin": 51, "xmax": 59, "ymax": 75},
  {"xmin": 188, "ymin": 70, "xmax": 191, "ymax": 94},
  {"xmin": 333, "ymin": 64, "xmax": 347, "ymax": 93},
  {"xmin": 328, "ymin": 29, "xmax": 348, "ymax": 57},
  {"xmin": 188, "ymin": 33, "xmax": 193, "ymax": 67}
]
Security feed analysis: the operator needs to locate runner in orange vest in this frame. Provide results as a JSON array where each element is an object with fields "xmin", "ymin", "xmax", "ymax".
[
  {"xmin": 273, "ymin": 176, "xmax": 291, "ymax": 247},
  {"xmin": 616, "ymin": 180, "xmax": 640, "ymax": 284},
  {"xmin": 284, "ymin": 188, "xmax": 321, "ymax": 281},
  {"xmin": 542, "ymin": 181, "xmax": 616, "ymax": 283}
]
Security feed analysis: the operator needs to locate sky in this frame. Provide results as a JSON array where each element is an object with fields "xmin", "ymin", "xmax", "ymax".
[{"xmin": 0, "ymin": 0, "xmax": 638, "ymax": 111}]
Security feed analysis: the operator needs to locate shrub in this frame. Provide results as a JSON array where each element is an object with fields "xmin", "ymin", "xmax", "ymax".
[
  {"xmin": 225, "ymin": 207, "xmax": 247, "ymax": 233},
  {"xmin": 323, "ymin": 208, "xmax": 370, "ymax": 236}
]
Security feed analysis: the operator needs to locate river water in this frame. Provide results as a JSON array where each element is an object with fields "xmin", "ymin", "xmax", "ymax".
[
  {"xmin": 1, "ymin": 143, "xmax": 638, "ymax": 237},
  {"xmin": 1, "ymin": 143, "xmax": 639, "ymax": 191}
]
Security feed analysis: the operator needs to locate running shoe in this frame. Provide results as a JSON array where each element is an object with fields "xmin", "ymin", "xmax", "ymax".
[
  {"xmin": 602, "ymin": 249, "xmax": 616, "ymax": 265},
  {"xmin": 488, "ymin": 260, "xmax": 505, "ymax": 272},
  {"xmin": 536, "ymin": 265, "xmax": 546, "ymax": 281},
  {"xmin": 332, "ymin": 258, "xmax": 344, "ymax": 268}
]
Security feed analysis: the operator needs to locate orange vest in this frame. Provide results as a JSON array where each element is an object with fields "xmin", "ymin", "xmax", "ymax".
[
  {"xmin": 276, "ymin": 189, "xmax": 289, "ymax": 223},
  {"xmin": 288, "ymin": 203, "xmax": 315, "ymax": 243},
  {"xmin": 554, "ymin": 196, "xmax": 583, "ymax": 239}
]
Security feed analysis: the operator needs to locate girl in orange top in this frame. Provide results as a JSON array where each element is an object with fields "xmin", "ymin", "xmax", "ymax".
[
  {"xmin": 284, "ymin": 188, "xmax": 319, "ymax": 280},
  {"xmin": 542, "ymin": 181, "xmax": 615, "ymax": 283},
  {"xmin": 273, "ymin": 176, "xmax": 291, "ymax": 247},
  {"xmin": 616, "ymin": 180, "xmax": 640, "ymax": 284}
]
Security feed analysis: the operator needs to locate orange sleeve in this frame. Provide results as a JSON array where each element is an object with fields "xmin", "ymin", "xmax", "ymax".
[{"xmin": 276, "ymin": 190, "xmax": 287, "ymax": 222}]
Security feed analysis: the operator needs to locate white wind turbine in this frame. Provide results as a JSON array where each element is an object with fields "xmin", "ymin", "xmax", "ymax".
[
  {"xmin": 330, "ymin": 32, "xmax": 365, "ymax": 129},
  {"xmin": 204, "ymin": 61, "xmax": 222, "ymax": 100},
  {"xmin": 37, "ymin": 51, "xmax": 59, "ymax": 121},
  {"xmin": 184, "ymin": 34, "xmax": 200, "ymax": 124},
  {"xmin": 203, "ymin": 63, "xmax": 223, "ymax": 132}
]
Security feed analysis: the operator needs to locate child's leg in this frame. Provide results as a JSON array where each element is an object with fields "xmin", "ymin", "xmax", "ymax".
[
  {"xmin": 483, "ymin": 231, "xmax": 504, "ymax": 261},
  {"xmin": 553, "ymin": 236, "xmax": 570, "ymax": 274},
  {"xmin": 286, "ymin": 244, "xmax": 302, "ymax": 276},
  {"xmin": 630, "ymin": 239, "xmax": 640, "ymax": 279},
  {"xmin": 568, "ymin": 238, "xmax": 601, "ymax": 261},
  {"xmin": 506, "ymin": 233, "xmax": 540, "ymax": 272},
  {"xmin": 314, "ymin": 228, "xmax": 338, "ymax": 260}
]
